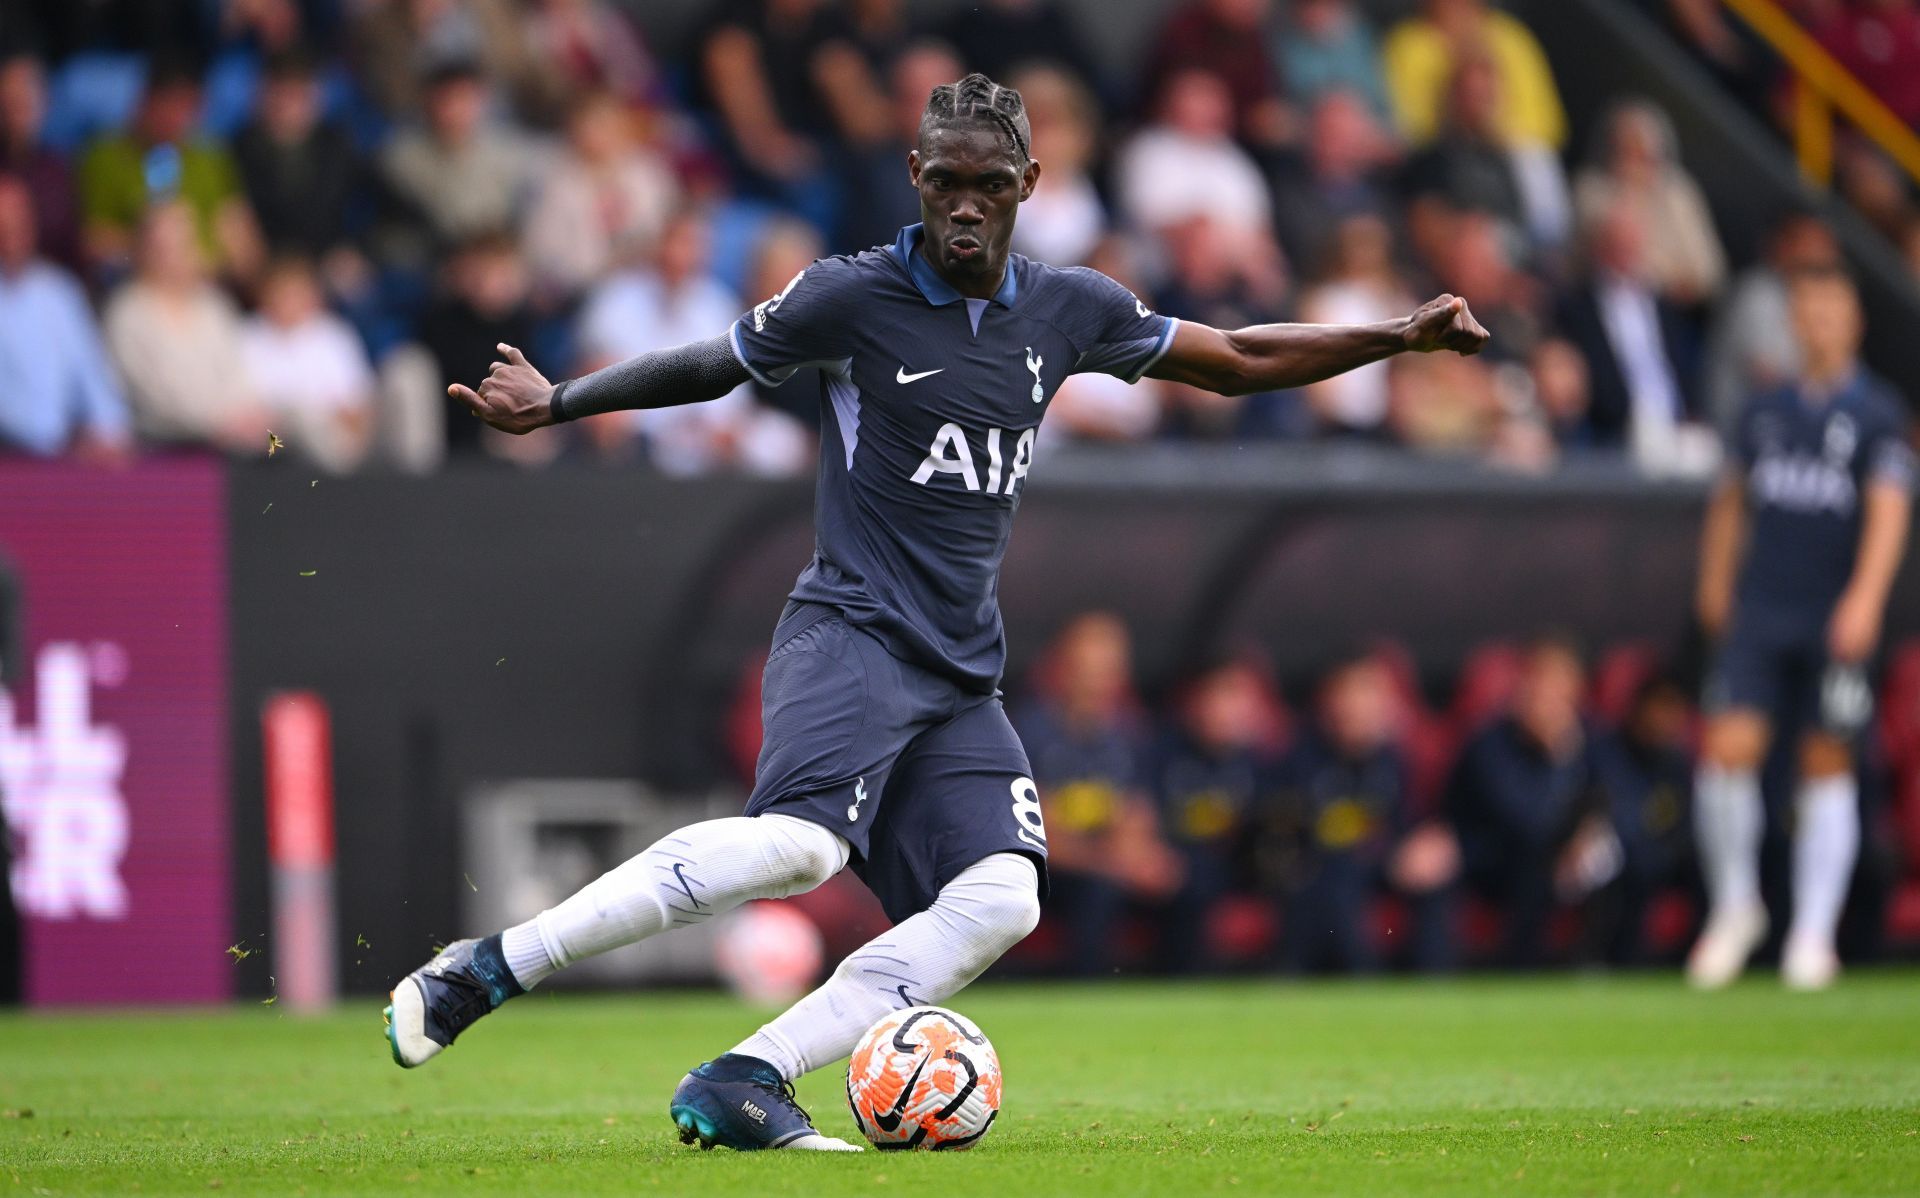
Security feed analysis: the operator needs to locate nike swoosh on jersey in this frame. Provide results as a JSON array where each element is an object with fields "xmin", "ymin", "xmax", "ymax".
[{"xmin": 896, "ymin": 367, "xmax": 944, "ymax": 384}]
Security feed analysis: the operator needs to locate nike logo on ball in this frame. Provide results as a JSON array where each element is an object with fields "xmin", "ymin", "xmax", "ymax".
[{"xmin": 896, "ymin": 367, "xmax": 943, "ymax": 384}]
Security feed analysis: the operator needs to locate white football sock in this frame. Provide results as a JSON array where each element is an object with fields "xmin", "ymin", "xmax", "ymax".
[
  {"xmin": 499, "ymin": 814, "xmax": 848, "ymax": 989},
  {"xmin": 1694, "ymin": 763, "xmax": 1764, "ymax": 912},
  {"xmin": 732, "ymin": 851, "xmax": 1041, "ymax": 1081},
  {"xmin": 1787, "ymin": 773, "xmax": 1859, "ymax": 949}
]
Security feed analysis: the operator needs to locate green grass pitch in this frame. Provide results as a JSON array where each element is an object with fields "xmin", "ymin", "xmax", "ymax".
[{"xmin": 3, "ymin": 972, "xmax": 1918, "ymax": 1196}]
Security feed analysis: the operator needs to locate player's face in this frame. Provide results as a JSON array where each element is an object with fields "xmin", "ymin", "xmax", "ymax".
[
  {"xmin": 1789, "ymin": 277, "xmax": 1862, "ymax": 375},
  {"xmin": 909, "ymin": 124, "xmax": 1040, "ymax": 293}
]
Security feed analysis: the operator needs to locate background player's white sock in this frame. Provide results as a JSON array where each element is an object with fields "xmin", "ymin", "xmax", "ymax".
[
  {"xmin": 1694, "ymin": 763, "xmax": 1764, "ymax": 913},
  {"xmin": 1787, "ymin": 774, "xmax": 1859, "ymax": 949},
  {"xmin": 732, "ymin": 851, "xmax": 1041, "ymax": 1081},
  {"xmin": 499, "ymin": 814, "xmax": 848, "ymax": 990}
]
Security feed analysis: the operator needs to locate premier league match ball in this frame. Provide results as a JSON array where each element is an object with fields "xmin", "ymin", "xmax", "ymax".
[{"xmin": 846, "ymin": 1006, "xmax": 1002, "ymax": 1150}]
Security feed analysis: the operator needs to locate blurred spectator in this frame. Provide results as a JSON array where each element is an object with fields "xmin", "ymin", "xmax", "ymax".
[
  {"xmin": 1392, "ymin": 208, "xmax": 1536, "ymax": 454},
  {"xmin": 518, "ymin": 0, "xmax": 663, "ymax": 123},
  {"xmin": 1155, "ymin": 215, "xmax": 1291, "ymax": 439},
  {"xmin": 79, "ymin": 55, "xmax": 258, "ymax": 279},
  {"xmin": 233, "ymin": 51, "xmax": 363, "ymax": 259},
  {"xmin": 1382, "ymin": 0, "xmax": 1568, "ymax": 151},
  {"xmin": 1557, "ymin": 202, "xmax": 1697, "ymax": 454},
  {"xmin": 1258, "ymin": 651, "xmax": 1411, "ymax": 973},
  {"xmin": 1419, "ymin": 208, "xmax": 1544, "ymax": 364},
  {"xmin": 1573, "ymin": 100, "xmax": 1725, "ymax": 309},
  {"xmin": 938, "ymin": 0, "xmax": 1105, "ymax": 102},
  {"xmin": 1007, "ymin": 64, "xmax": 1107, "ymax": 267},
  {"xmin": 522, "ymin": 89, "xmax": 680, "ymax": 299},
  {"xmin": 1117, "ymin": 70, "xmax": 1273, "ymax": 242},
  {"xmin": 1039, "ymin": 237, "xmax": 1166, "ymax": 445},
  {"xmin": 1834, "ymin": 141, "xmax": 1913, "ymax": 245},
  {"xmin": 1401, "ymin": 53, "xmax": 1569, "ymax": 259},
  {"xmin": 1444, "ymin": 635, "xmax": 1620, "ymax": 967},
  {"xmin": 1015, "ymin": 613, "xmax": 1176, "ymax": 976},
  {"xmin": 350, "ymin": 0, "xmax": 534, "ymax": 121},
  {"xmin": 418, "ymin": 232, "xmax": 539, "ymax": 459},
  {"xmin": 1662, "ymin": 0, "xmax": 1773, "ymax": 113},
  {"xmin": 698, "ymin": 0, "xmax": 845, "ymax": 217},
  {"xmin": 1142, "ymin": 0, "xmax": 1293, "ymax": 148},
  {"xmin": 198, "ymin": 0, "xmax": 309, "ymax": 140},
  {"xmin": 0, "ymin": 53, "xmax": 80, "ymax": 271},
  {"xmin": 1269, "ymin": 89, "xmax": 1400, "ymax": 261},
  {"xmin": 1275, "ymin": 0, "xmax": 1390, "ymax": 122},
  {"xmin": 737, "ymin": 216, "xmax": 828, "ymax": 429},
  {"xmin": 839, "ymin": 40, "xmax": 963, "ymax": 253},
  {"xmin": 1595, "ymin": 675, "xmax": 1698, "ymax": 964},
  {"xmin": 1147, "ymin": 653, "xmax": 1285, "ymax": 973},
  {"xmin": 239, "ymin": 255, "xmax": 375, "ymax": 473},
  {"xmin": 1297, "ymin": 214, "xmax": 1413, "ymax": 438},
  {"xmin": 804, "ymin": 0, "xmax": 901, "ymax": 176},
  {"xmin": 0, "ymin": 173, "xmax": 129, "ymax": 460},
  {"xmin": 378, "ymin": 60, "xmax": 530, "ymax": 268},
  {"xmin": 1703, "ymin": 211, "xmax": 1838, "ymax": 435},
  {"xmin": 1387, "ymin": 344, "xmax": 1505, "ymax": 454},
  {"xmin": 104, "ymin": 201, "xmax": 266, "ymax": 453},
  {"xmin": 575, "ymin": 209, "xmax": 809, "ymax": 475},
  {"xmin": 1529, "ymin": 336, "xmax": 1594, "ymax": 449}
]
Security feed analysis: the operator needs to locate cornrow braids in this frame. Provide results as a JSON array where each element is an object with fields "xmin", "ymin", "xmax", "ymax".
[{"xmin": 921, "ymin": 72, "xmax": 1031, "ymax": 163}]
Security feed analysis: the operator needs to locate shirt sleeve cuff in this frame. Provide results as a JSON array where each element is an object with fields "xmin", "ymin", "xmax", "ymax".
[
  {"xmin": 1122, "ymin": 317, "xmax": 1179, "ymax": 384},
  {"xmin": 729, "ymin": 321, "xmax": 786, "ymax": 389}
]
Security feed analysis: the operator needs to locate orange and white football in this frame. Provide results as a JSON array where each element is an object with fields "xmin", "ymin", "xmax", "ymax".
[{"xmin": 846, "ymin": 1006, "xmax": 1001, "ymax": 1150}]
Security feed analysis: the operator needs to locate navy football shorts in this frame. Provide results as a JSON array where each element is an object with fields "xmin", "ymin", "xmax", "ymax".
[
  {"xmin": 1704, "ymin": 615, "xmax": 1874, "ymax": 737},
  {"xmin": 743, "ymin": 602, "xmax": 1049, "ymax": 922}
]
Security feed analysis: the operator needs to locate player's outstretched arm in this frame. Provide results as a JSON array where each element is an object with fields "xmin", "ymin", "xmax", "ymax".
[
  {"xmin": 447, "ymin": 335, "xmax": 752, "ymax": 435},
  {"xmin": 1146, "ymin": 295, "xmax": 1490, "ymax": 397},
  {"xmin": 1694, "ymin": 472, "xmax": 1747, "ymax": 641},
  {"xmin": 1829, "ymin": 480, "xmax": 1911, "ymax": 662}
]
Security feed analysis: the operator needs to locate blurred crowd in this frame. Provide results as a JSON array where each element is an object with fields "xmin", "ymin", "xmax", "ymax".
[
  {"xmin": 1657, "ymin": 0, "xmax": 1920, "ymax": 264},
  {"xmin": 997, "ymin": 611, "xmax": 1914, "ymax": 975},
  {"xmin": 0, "ymin": 0, "xmax": 1910, "ymax": 476}
]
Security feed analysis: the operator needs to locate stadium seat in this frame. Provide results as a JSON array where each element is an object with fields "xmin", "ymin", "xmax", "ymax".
[
  {"xmin": 1591, "ymin": 641, "xmax": 1658, "ymax": 724},
  {"xmin": 1448, "ymin": 642, "xmax": 1522, "ymax": 731},
  {"xmin": 1878, "ymin": 640, "xmax": 1920, "ymax": 945},
  {"xmin": 43, "ymin": 53, "xmax": 146, "ymax": 152}
]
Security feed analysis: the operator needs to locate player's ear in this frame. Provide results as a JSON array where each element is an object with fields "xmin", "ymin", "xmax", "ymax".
[
  {"xmin": 1019, "ymin": 157, "xmax": 1041, "ymax": 202},
  {"xmin": 907, "ymin": 148, "xmax": 922, "ymax": 188}
]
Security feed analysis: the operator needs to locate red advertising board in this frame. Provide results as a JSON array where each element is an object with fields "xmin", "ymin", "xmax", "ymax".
[{"xmin": 0, "ymin": 457, "xmax": 229, "ymax": 1004}]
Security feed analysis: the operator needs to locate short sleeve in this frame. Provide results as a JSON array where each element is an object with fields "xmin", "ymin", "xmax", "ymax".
[
  {"xmin": 1867, "ymin": 402, "xmax": 1916, "ymax": 493},
  {"xmin": 729, "ymin": 256, "xmax": 861, "ymax": 387},
  {"xmin": 1063, "ymin": 267, "xmax": 1178, "ymax": 383}
]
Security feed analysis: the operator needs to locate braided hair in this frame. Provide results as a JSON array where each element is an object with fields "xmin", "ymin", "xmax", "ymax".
[{"xmin": 919, "ymin": 72, "xmax": 1030, "ymax": 164}]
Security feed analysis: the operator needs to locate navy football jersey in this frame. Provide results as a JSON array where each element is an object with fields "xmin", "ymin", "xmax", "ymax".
[
  {"xmin": 1730, "ymin": 370, "xmax": 1915, "ymax": 630},
  {"xmin": 729, "ymin": 224, "xmax": 1177, "ymax": 692}
]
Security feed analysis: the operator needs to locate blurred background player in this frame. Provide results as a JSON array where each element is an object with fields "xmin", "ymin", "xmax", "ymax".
[{"xmin": 1691, "ymin": 267, "xmax": 1914, "ymax": 990}]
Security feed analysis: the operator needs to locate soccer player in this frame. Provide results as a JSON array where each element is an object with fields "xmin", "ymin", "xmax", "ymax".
[
  {"xmin": 387, "ymin": 73, "xmax": 1488, "ymax": 1151},
  {"xmin": 1690, "ymin": 266, "xmax": 1913, "ymax": 991}
]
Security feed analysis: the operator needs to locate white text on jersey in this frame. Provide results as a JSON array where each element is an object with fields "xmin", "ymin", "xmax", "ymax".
[{"xmin": 911, "ymin": 423, "xmax": 1035, "ymax": 496}]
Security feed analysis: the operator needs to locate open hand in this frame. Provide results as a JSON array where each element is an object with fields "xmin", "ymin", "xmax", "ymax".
[
  {"xmin": 448, "ymin": 344, "xmax": 555, "ymax": 435},
  {"xmin": 1828, "ymin": 585, "xmax": 1882, "ymax": 663},
  {"xmin": 1403, "ymin": 295, "xmax": 1490, "ymax": 355}
]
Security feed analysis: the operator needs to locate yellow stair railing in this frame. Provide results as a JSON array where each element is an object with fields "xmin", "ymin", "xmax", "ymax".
[{"xmin": 1718, "ymin": 0, "xmax": 1920, "ymax": 190}]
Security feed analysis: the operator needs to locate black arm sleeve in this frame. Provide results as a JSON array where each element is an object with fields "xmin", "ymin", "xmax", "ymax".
[{"xmin": 548, "ymin": 334, "xmax": 751, "ymax": 424}]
